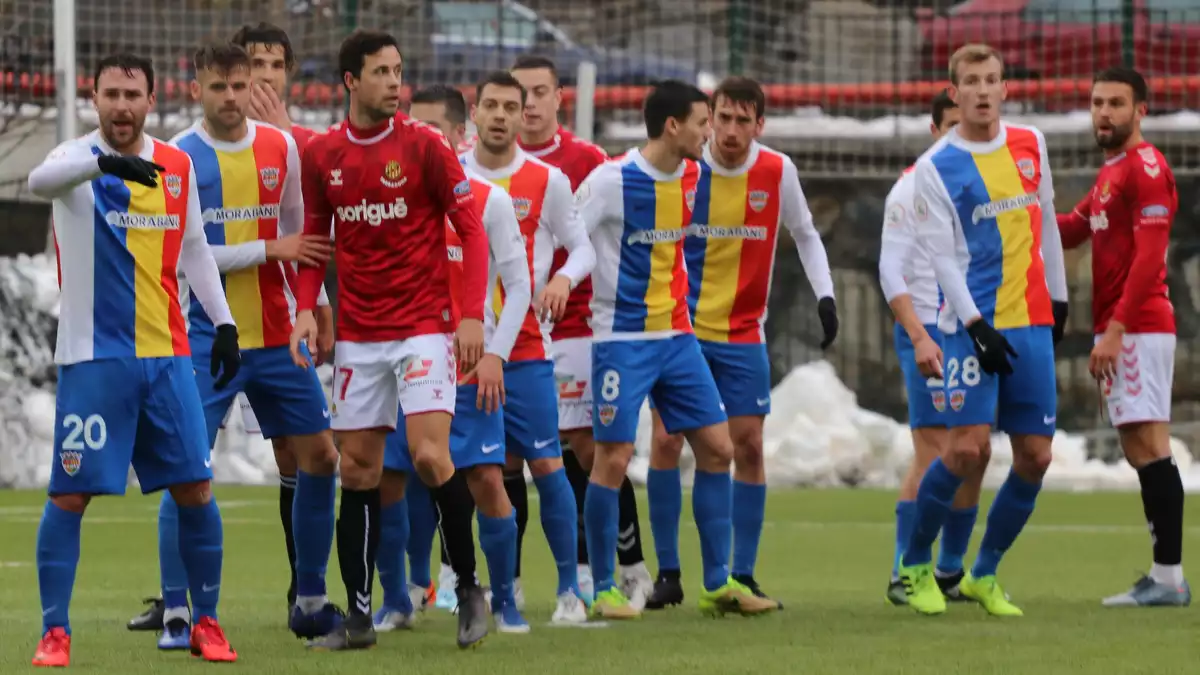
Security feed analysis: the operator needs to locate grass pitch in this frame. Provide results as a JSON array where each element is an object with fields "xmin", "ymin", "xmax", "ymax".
[{"xmin": 0, "ymin": 487, "xmax": 1196, "ymax": 674}]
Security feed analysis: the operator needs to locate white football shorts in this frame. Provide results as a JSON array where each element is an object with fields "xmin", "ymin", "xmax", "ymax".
[
  {"xmin": 1099, "ymin": 332, "xmax": 1175, "ymax": 427},
  {"xmin": 330, "ymin": 334, "xmax": 457, "ymax": 431}
]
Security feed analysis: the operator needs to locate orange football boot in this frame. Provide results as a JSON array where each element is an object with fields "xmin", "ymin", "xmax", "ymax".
[
  {"xmin": 32, "ymin": 627, "xmax": 70, "ymax": 667},
  {"xmin": 190, "ymin": 616, "xmax": 237, "ymax": 663}
]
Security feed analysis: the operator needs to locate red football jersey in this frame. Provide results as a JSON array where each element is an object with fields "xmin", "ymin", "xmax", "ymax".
[
  {"xmin": 291, "ymin": 125, "xmax": 317, "ymax": 157},
  {"xmin": 297, "ymin": 113, "xmax": 487, "ymax": 342},
  {"xmin": 1057, "ymin": 142, "xmax": 1176, "ymax": 334},
  {"xmin": 520, "ymin": 127, "xmax": 607, "ymax": 340}
]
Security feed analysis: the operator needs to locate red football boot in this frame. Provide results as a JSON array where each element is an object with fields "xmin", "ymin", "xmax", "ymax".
[
  {"xmin": 32, "ymin": 627, "xmax": 71, "ymax": 667},
  {"xmin": 190, "ymin": 616, "xmax": 237, "ymax": 663}
]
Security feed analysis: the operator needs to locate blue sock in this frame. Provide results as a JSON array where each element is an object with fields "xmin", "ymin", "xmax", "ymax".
[
  {"xmin": 377, "ymin": 499, "xmax": 412, "ymax": 613},
  {"xmin": 731, "ymin": 480, "xmax": 766, "ymax": 578},
  {"xmin": 37, "ymin": 501, "xmax": 82, "ymax": 634},
  {"xmin": 293, "ymin": 470, "xmax": 336, "ymax": 599},
  {"xmin": 584, "ymin": 482, "xmax": 620, "ymax": 594},
  {"xmin": 405, "ymin": 478, "xmax": 437, "ymax": 588},
  {"xmin": 892, "ymin": 501, "xmax": 916, "ymax": 579},
  {"xmin": 534, "ymin": 469, "xmax": 580, "ymax": 595},
  {"xmin": 176, "ymin": 499, "xmax": 224, "ymax": 621},
  {"xmin": 937, "ymin": 506, "xmax": 978, "ymax": 574},
  {"xmin": 692, "ymin": 470, "xmax": 733, "ymax": 592},
  {"xmin": 647, "ymin": 467, "xmax": 682, "ymax": 571},
  {"xmin": 478, "ymin": 511, "xmax": 518, "ymax": 610},
  {"xmin": 903, "ymin": 458, "xmax": 964, "ymax": 567},
  {"xmin": 972, "ymin": 470, "xmax": 1041, "ymax": 578},
  {"xmin": 158, "ymin": 492, "xmax": 189, "ymax": 610}
]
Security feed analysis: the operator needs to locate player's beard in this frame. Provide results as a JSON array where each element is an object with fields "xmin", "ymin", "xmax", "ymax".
[
  {"xmin": 479, "ymin": 136, "xmax": 514, "ymax": 156},
  {"xmin": 1095, "ymin": 121, "xmax": 1133, "ymax": 150},
  {"xmin": 101, "ymin": 116, "xmax": 144, "ymax": 153}
]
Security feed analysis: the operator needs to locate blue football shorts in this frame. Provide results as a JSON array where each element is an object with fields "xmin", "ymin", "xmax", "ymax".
[
  {"xmin": 384, "ymin": 384, "xmax": 506, "ymax": 472},
  {"xmin": 894, "ymin": 322, "xmax": 948, "ymax": 429},
  {"xmin": 49, "ymin": 356, "xmax": 211, "ymax": 496},
  {"xmin": 502, "ymin": 359, "xmax": 562, "ymax": 461},
  {"xmin": 941, "ymin": 325, "xmax": 1057, "ymax": 436}
]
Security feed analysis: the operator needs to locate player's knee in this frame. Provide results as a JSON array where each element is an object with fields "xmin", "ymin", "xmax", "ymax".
[
  {"xmin": 1012, "ymin": 446, "xmax": 1053, "ymax": 480},
  {"xmin": 378, "ymin": 469, "xmax": 406, "ymax": 507},
  {"xmin": 411, "ymin": 442, "xmax": 454, "ymax": 486},
  {"xmin": 293, "ymin": 431, "xmax": 339, "ymax": 476},
  {"xmin": 731, "ymin": 424, "xmax": 764, "ymax": 472},
  {"xmin": 49, "ymin": 493, "xmax": 90, "ymax": 514},
  {"xmin": 168, "ymin": 479, "xmax": 213, "ymax": 508},
  {"xmin": 943, "ymin": 440, "xmax": 988, "ymax": 472},
  {"xmin": 504, "ymin": 453, "xmax": 524, "ymax": 473},
  {"xmin": 650, "ymin": 429, "xmax": 684, "ymax": 468},
  {"xmin": 466, "ymin": 465, "xmax": 509, "ymax": 517},
  {"xmin": 593, "ymin": 442, "xmax": 634, "ymax": 487},
  {"xmin": 564, "ymin": 431, "xmax": 595, "ymax": 470},
  {"xmin": 1118, "ymin": 422, "xmax": 1171, "ymax": 468},
  {"xmin": 338, "ymin": 450, "xmax": 382, "ymax": 490},
  {"xmin": 272, "ymin": 439, "xmax": 297, "ymax": 476},
  {"xmin": 527, "ymin": 456, "xmax": 562, "ymax": 479}
]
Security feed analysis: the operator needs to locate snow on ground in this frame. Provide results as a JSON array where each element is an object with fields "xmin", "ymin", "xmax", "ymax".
[{"xmin": 2, "ymin": 255, "xmax": 1199, "ymax": 491}]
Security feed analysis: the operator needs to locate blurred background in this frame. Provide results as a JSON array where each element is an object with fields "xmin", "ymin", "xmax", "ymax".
[{"xmin": 2, "ymin": 0, "xmax": 1200, "ymax": 471}]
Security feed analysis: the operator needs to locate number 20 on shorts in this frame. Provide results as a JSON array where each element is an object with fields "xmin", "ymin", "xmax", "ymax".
[
  {"xmin": 62, "ymin": 413, "xmax": 108, "ymax": 451},
  {"xmin": 945, "ymin": 356, "xmax": 981, "ymax": 388}
]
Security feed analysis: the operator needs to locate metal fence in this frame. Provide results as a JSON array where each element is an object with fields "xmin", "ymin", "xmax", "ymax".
[{"xmin": 3, "ymin": 0, "xmax": 1200, "ymax": 455}]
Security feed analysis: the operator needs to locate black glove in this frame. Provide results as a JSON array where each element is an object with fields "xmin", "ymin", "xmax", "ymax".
[
  {"xmin": 965, "ymin": 320, "xmax": 1018, "ymax": 375},
  {"xmin": 818, "ymin": 296, "xmax": 839, "ymax": 350},
  {"xmin": 1051, "ymin": 300, "xmax": 1069, "ymax": 346},
  {"xmin": 211, "ymin": 324, "xmax": 241, "ymax": 390},
  {"xmin": 96, "ymin": 154, "xmax": 166, "ymax": 188}
]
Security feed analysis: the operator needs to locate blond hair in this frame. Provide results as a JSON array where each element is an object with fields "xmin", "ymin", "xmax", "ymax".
[{"xmin": 949, "ymin": 44, "xmax": 1004, "ymax": 85}]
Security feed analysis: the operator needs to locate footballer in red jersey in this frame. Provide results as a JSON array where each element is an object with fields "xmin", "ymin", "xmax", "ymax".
[
  {"xmin": 509, "ymin": 56, "xmax": 656, "ymax": 606},
  {"xmin": 1057, "ymin": 67, "xmax": 1189, "ymax": 607},
  {"xmin": 289, "ymin": 30, "xmax": 492, "ymax": 650}
]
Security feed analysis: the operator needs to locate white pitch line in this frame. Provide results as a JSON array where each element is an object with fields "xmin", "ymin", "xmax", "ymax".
[{"xmin": 0, "ymin": 515, "xmax": 1191, "ymax": 535}]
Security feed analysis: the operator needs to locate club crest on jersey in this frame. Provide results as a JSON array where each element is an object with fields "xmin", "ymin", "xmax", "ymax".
[
  {"xmin": 512, "ymin": 197, "xmax": 532, "ymax": 220},
  {"xmin": 748, "ymin": 190, "xmax": 769, "ymax": 212},
  {"xmin": 382, "ymin": 160, "xmax": 407, "ymax": 189},
  {"xmin": 1017, "ymin": 158, "xmax": 1035, "ymax": 180},
  {"xmin": 949, "ymin": 389, "xmax": 965, "ymax": 411},
  {"xmin": 1099, "ymin": 180, "xmax": 1111, "ymax": 203},
  {"xmin": 60, "ymin": 451, "xmax": 82, "ymax": 476},
  {"xmin": 164, "ymin": 174, "xmax": 182, "ymax": 199},
  {"xmin": 685, "ymin": 188, "xmax": 696, "ymax": 212},
  {"xmin": 259, "ymin": 167, "xmax": 280, "ymax": 191}
]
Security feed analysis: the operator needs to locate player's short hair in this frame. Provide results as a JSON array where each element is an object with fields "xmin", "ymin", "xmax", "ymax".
[
  {"xmin": 643, "ymin": 80, "xmax": 709, "ymax": 139},
  {"xmin": 712, "ymin": 76, "xmax": 765, "ymax": 120},
  {"xmin": 948, "ymin": 43, "xmax": 1004, "ymax": 85},
  {"xmin": 92, "ymin": 52, "xmax": 155, "ymax": 95},
  {"xmin": 1093, "ymin": 66, "xmax": 1148, "ymax": 104},
  {"xmin": 338, "ymin": 30, "xmax": 401, "ymax": 83},
  {"xmin": 193, "ymin": 43, "xmax": 250, "ymax": 76},
  {"xmin": 230, "ymin": 22, "xmax": 296, "ymax": 71},
  {"xmin": 931, "ymin": 88, "xmax": 957, "ymax": 127},
  {"xmin": 412, "ymin": 85, "xmax": 468, "ymax": 125},
  {"xmin": 476, "ymin": 70, "xmax": 527, "ymax": 107},
  {"xmin": 510, "ymin": 54, "xmax": 559, "ymax": 86}
]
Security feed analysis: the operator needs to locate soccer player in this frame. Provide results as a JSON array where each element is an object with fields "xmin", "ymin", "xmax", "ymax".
[
  {"xmin": 901, "ymin": 44, "xmax": 1069, "ymax": 617},
  {"xmin": 372, "ymin": 83, "xmax": 528, "ymax": 634},
  {"xmin": 27, "ymin": 52, "xmax": 241, "ymax": 666},
  {"xmin": 509, "ymin": 54, "xmax": 652, "ymax": 606},
  {"xmin": 642, "ymin": 76, "xmax": 838, "ymax": 610},
  {"xmin": 290, "ymin": 30, "xmax": 491, "ymax": 650},
  {"xmin": 576, "ymin": 79, "xmax": 780, "ymax": 620},
  {"xmin": 1056, "ymin": 67, "xmax": 1189, "ymax": 606},
  {"xmin": 157, "ymin": 43, "xmax": 342, "ymax": 646},
  {"xmin": 460, "ymin": 70, "xmax": 597, "ymax": 623},
  {"xmin": 879, "ymin": 90, "xmax": 986, "ymax": 605}
]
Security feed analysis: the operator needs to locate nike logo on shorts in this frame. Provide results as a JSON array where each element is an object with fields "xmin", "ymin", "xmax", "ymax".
[
  {"xmin": 202, "ymin": 583, "xmax": 220, "ymax": 593},
  {"xmin": 533, "ymin": 438, "xmax": 554, "ymax": 450},
  {"xmin": 756, "ymin": 397, "xmax": 770, "ymax": 407},
  {"xmin": 482, "ymin": 444, "xmax": 500, "ymax": 454},
  {"xmin": 204, "ymin": 457, "xmax": 212, "ymax": 468}
]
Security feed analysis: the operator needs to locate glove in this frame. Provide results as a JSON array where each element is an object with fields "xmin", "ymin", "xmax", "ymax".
[
  {"xmin": 211, "ymin": 324, "xmax": 242, "ymax": 390},
  {"xmin": 96, "ymin": 154, "xmax": 166, "ymax": 188},
  {"xmin": 965, "ymin": 319, "xmax": 1018, "ymax": 375},
  {"xmin": 817, "ymin": 296, "xmax": 839, "ymax": 350},
  {"xmin": 1051, "ymin": 300, "xmax": 1069, "ymax": 345}
]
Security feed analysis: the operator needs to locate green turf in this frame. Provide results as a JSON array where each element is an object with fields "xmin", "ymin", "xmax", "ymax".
[{"xmin": 1, "ymin": 487, "xmax": 1197, "ymax": 673}]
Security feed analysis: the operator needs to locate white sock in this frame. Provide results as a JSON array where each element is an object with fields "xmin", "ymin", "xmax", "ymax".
[
  {"xmin": 296, "ymin": 594, "xmax": 328, "ymax": 615},
  {"xmin": 163, "ymin": 605, "xmax": 191, "ymax": 625},
  {"xmin": 1149, "ymin": 563, "xmax": 1184, "ymax": 587},
  {"xmin": 620, "ymin": 561, "xmax": 649, "ymax": 578}
]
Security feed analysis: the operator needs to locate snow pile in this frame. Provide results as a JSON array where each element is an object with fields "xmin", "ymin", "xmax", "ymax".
[{"xmin": 2, "ymin": 254, "xmax": 1199, "ymax": 491}]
